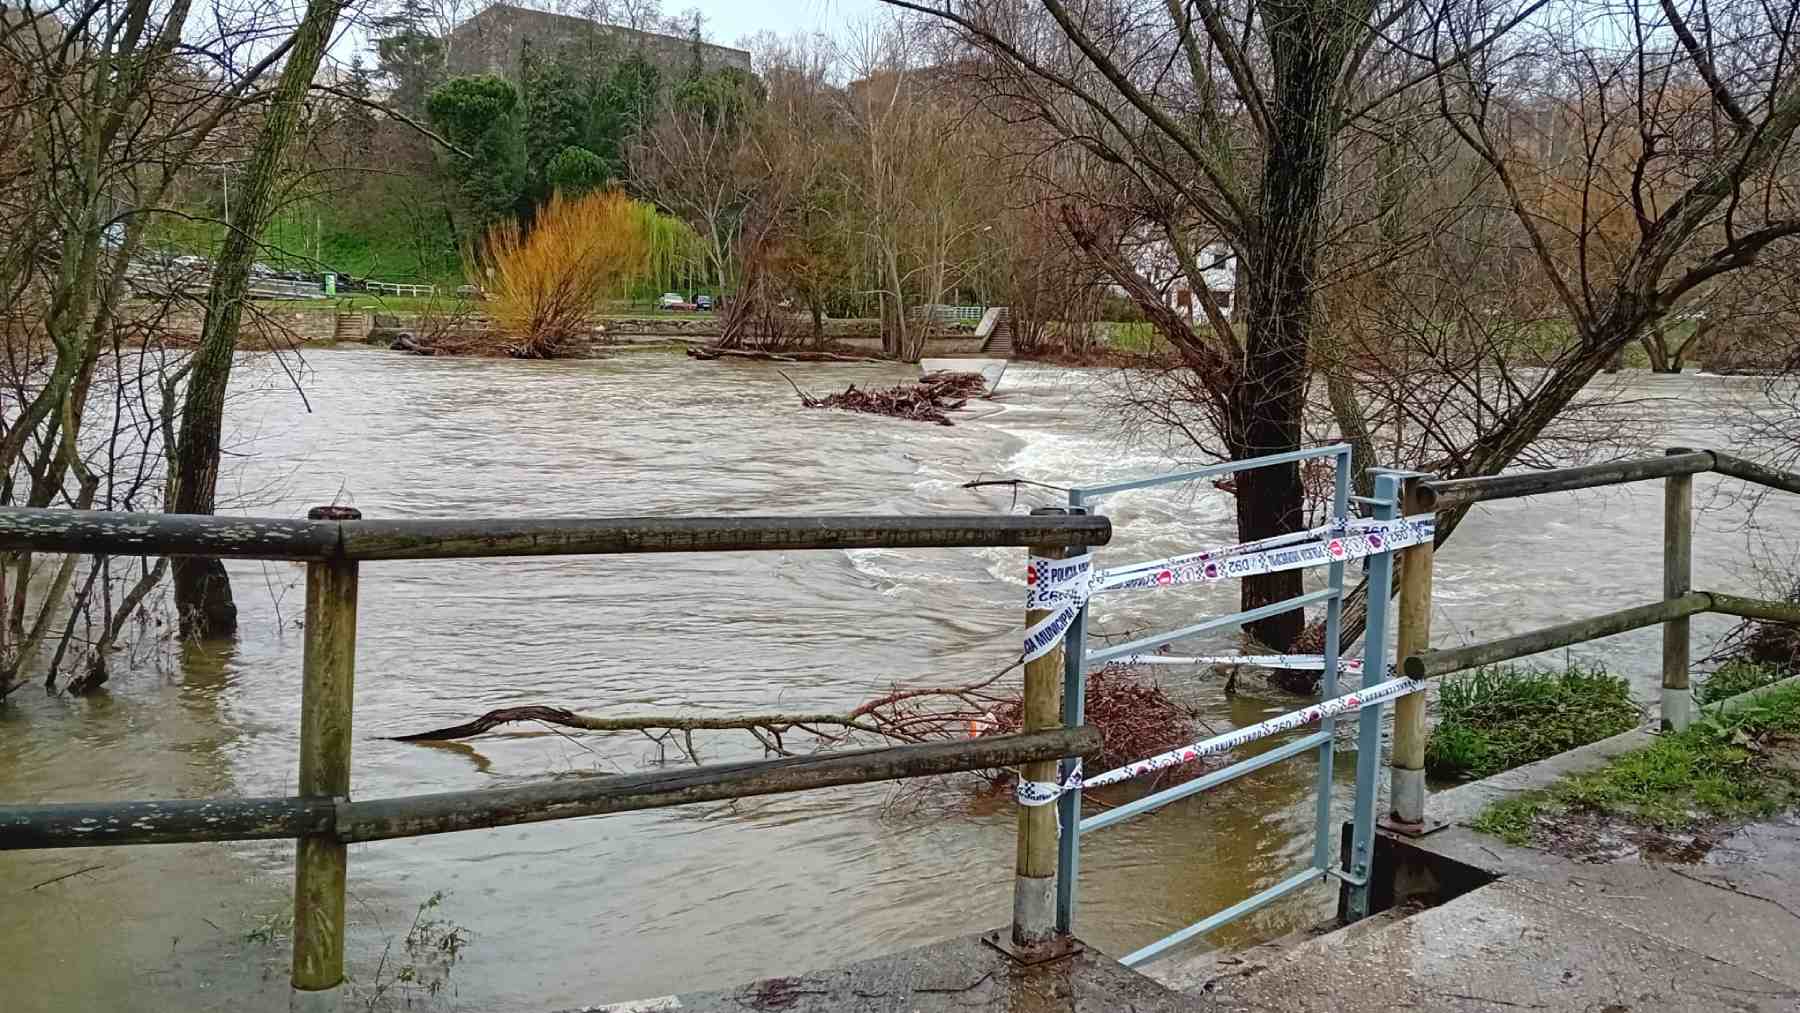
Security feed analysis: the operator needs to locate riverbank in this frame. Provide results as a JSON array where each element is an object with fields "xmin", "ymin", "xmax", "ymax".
[{"xmin": 128, "ymin": 304, "xmax": 1798, "ymax": 374}]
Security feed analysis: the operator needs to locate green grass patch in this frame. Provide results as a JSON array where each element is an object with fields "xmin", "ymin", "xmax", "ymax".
[
  {"xmin": 1102, "ymin": 321, "xmax": 1166, "ymax": 353},
  {"xmin": 1425, "ymin": 663, "xmax": 1641, "ymax": 781},
  {"xmin": 1470, "ymin": 796, "xmax": 1541, "ymax": 845},
  {"xmin": 1471, "ymin": 683, "xmax": 1800, "ymax": 847},
  {"xmin": 1696, "ymin": 660, "xmax": 1789, "ymax": 705}
]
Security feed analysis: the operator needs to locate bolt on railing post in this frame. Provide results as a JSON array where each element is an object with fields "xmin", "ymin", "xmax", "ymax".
[
  {"xmin": 291, "ymin": 506, "xmax": 361, "ymax": 1012},
  {"xmin": 1389, "ymin": 476, "xmax": 1435, "ymax": 828},
  {"xmin": 1663, "ymin": 448, "xmax": 1694, "ymax": 731},
  {"xmin": 1055, "ymin": 497, "xmax": 1088, "ymax": 935},
  {"xmin": 1014, "ymin": 508, "xmax": 1067, "ymax": 950}
]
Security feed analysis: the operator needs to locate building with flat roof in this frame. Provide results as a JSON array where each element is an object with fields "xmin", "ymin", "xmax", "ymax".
[{"xmin": 444, "ymin": 3, "xmax": 751, "ymax": 81}]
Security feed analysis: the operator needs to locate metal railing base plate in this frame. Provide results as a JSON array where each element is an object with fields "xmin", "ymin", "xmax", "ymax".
[
  {"xmin": 1378, "ymin": 816, "xmax": 1449, "ymax": 838},
  {"xmin": 980, "ymin": 929, "xmax": 1082, "ymax": 965}
]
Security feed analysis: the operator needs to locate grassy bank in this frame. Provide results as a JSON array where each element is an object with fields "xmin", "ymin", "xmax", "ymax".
[
  {"xmin": 1697, "ymin": 660, "xmax": 1790, "ymax": 704},
  {"xmin": 1425, "ymin": 663, "xmax": 1642, "ymax": 781},
  {"xmin": 1472, "ymin": 681, "xmax": 1800, "ymax": 847}
]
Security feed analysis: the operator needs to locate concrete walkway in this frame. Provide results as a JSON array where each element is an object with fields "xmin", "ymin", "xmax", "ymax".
[
  {"xmin": 1154, "ymin": 724, "xmax": 1800, "ymax": 1011},
  {"xmin": 571, "ymin": 701, "xmax": 1800, "ymax": 1013},
  {"xmin": 564, "ymin": 932, "xmax": 1203, "ymax": 1013}
]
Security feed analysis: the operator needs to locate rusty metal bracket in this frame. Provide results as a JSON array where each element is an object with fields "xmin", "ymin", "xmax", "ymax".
[
  {"xmin": 980, "ymin": 928, "xmax": 1082, "ymax": 966},
  {"xmin": 1379, "ymin": 815, "xmax": 1449, "ymax": 838}
]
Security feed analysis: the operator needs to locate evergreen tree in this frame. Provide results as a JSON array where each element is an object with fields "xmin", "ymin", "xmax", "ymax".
[
  {"xmin": 343, "ymin": 54, "xmax": 378, "ymax": 154},
  {"xmin": 426, "ymin": 75, "xmax": 527, "ymax": 239},
  {"xmin": 520, "ymin": 42, "xmax": 590, "ymax": 202},
  {"xmin": 372, "ymin": 0, "xmax": 443, "ymax": 116}
]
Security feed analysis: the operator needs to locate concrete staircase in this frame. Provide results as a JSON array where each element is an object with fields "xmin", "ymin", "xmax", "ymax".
[{"xmin": 975, "ymin": 307, "xmax": 1012, "ymax": 356}]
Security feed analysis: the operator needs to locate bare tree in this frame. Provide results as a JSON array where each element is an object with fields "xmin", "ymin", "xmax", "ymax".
[
  {"xmin": 877, "ymin": 0, "xmax": 1553, "ymax": 648},
  {"xmin": 837, "ymin": 18, "xmax": 992, "ymax": 362},
  {"xmin": 169, "ymin": 0, "xmax": 356, "ymax": 638},
  {"xmin": 1413, "ymin": 0, "xmax": 1800, "ymax": 484},
  {"xmin": 0, "ymin": 0, "xmax": 308, "ymax": 694}
]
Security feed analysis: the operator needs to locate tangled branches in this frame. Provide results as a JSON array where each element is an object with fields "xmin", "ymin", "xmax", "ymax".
[
  {"xmin": 986, "ymin": 664, "xmax": 1204, "ymax": 778},
  {"xmin": 787, "ymin": 370, "xmax": 989, "ymax": 426}
]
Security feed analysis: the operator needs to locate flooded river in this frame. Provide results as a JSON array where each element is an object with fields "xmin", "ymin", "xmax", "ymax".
[{"xmin": 3, "ymin": 350, "xmax": 1797, "ymax": 1011}]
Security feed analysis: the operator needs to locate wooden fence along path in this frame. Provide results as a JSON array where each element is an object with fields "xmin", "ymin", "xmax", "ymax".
[{"xmin": 0, "ymin": 509, "xmax": 1109, "ymax": 1010}]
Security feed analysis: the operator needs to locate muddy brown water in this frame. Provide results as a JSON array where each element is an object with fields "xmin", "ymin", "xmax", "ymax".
[{"xmin": 3, "ymin": 351, "xmax": 1796, "ymax": 1011}]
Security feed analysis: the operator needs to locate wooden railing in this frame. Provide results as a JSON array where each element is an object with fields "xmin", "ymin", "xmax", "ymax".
[
  {"xmin": 1381, "ymin": 448, "xmax": 1800, "ymax": 832},
  {"xmin": 0, "ymin": 508, "xmax": 1109, "ymax": 1010}
]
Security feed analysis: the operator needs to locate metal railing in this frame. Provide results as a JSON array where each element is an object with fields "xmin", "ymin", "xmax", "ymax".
[
  {"xmin": 0, "ymin": 508, "xmax": 1109, "ymax": 1010},
  {"xmin": 1043, "ymin": 445, "xmax": 1800, "ymax": 965},
  {"xmin": 1049, "ymin": 445, "xmax": 1418, "ymax": 963},
  {"xmin": 362, "ymin": 280, "xmax": 438, "ymax": 298}
]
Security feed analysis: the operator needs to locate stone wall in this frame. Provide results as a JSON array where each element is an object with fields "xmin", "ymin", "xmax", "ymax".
[
  {"xmin": 135, "ymin": 307, "xmax": 364, "ymax": 347},
  {"xmin": 125, "ymin": 306, "xmax": 991, "ymax": 359},
  {"xmin": 597, "ymin": 316, "xmax": 883, "ymax": 339},
  {"xmin": 444, "ymin": 4, "xmax": 752, "ymax": 82}
]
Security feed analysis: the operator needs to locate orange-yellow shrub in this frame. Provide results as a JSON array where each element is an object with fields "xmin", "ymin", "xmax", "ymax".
[{"xmin": 473, "ymin": 190, "xmax": 649, "ymax": 357}]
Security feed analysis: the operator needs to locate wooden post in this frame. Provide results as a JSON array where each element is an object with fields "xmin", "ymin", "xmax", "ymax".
[
  {"xmin": 1663, "ymin": 449, "xmax": 1694, "ymax": 731},
  {"xmin": 1389, "ymin": 477, "xmax": 1434, "ymax": 827},
  {"xmin": 291, "ymin": 506, "xmax": 360, "ymax": 1011},
  {"xmin": 1014, "ymin": 515, "xmax": 1067, "ymax": 950}
]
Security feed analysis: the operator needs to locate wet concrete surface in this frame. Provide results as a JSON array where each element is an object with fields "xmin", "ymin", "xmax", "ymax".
[
  {"xmin": 1140, "ymin": 812, "xmax": 1800, "ymax": 1011},
  {"xmin": 572, "ymin": 775, "xmax": 1800, "ymax": 1011},
  {"xmin": 1153, "ymin": 703, "xmax": 1800, "ymax": 1012},
  {"xmin": 1191, "ymin": 874, "xmax": 1800, "ymax": 1011},
  {"xmin": 562, "ymin": 932, "xmax": 1205, "ymax": 1012}
]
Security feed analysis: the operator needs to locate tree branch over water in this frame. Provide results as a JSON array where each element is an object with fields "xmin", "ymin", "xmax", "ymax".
[{"xmin": 388, "ymin": 659, "xmax": 1022, "ymax": 757}]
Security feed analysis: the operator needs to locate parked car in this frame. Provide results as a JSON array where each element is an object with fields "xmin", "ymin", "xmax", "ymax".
[
  {"xmin": 658, "ymin": 292, "xmax": 686, "ymax": 310},
  {"xmin": 250, "ymin": 262, "xmax": 277, "ymax": 277},
  {"xmin": 455, "ymin": 284, "xmax": 486, "ymax": 300},
  {"xmin": 694, "ymin": 294, "xmax": 714, "ymax": 311},
  {"xmin": 172, "ymin": 255, "xmax": 208, "ymax": 273}
]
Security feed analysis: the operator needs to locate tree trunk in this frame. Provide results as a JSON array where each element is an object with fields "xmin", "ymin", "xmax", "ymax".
[
  {"xmin": 168, "ymin": 0, "xmax": 347, "ymax": 639},
  {"xmin": 1234, "ymin": 0, "xmax": 1355, "ymax": 650},
  {"xmin": 1642, "ymin": 324, "xmax": 1675, "ymax": 372},
  {"xmin": 881, "ymin": 248, "xmax": 906, "ymax": 359}
]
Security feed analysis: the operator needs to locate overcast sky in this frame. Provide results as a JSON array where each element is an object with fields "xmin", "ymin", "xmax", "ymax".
[{"xmin": 696, "ymin": 0, "xmax": 884, "ymax": 49}]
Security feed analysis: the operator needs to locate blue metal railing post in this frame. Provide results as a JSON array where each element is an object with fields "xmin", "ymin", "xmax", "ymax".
[
  {"xmin": 1312, "ymin": 449, "xmax": 1352, "ymax": 873},
  {"xmin": 1344, "ymin": 472, "xmax": 1402, "ymax": 921},
  {"xmin": 1055, "ymin": 493, "xmax": 1088, "ymax": 935}
]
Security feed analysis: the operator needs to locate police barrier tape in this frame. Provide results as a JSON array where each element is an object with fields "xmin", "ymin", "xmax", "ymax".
[
  {"xmin": 1013, "ymin": 675, "xmax": 1424, "ymax": 805},
  {"xmin": 1022, "ymin": 552, "xmax": 1096, "ymax": 662},
  {"xmin": 1106, "ymin": 653, "xmax": 1364, "ymax": 672},
  {"xmin": 1095, "ymin": 514, "xmax": 1435, "ymax": 593},
  {"xmin": 1020, "ymin": 514, "xmax": 1433, "ymax": 663}
]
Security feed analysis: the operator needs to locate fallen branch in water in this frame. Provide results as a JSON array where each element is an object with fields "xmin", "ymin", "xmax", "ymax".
[
  {"xmin": 390, "ymin": 658, "xmax": 1020, "ymax": 760},
  {"xmin": 387, "ymin": 660, "xmax": 1209, "ymax": 784},
  {"xmin": 688, "ymin": 345, "xmax": 885, "ymax": 363},
  {"xmin": 793, "ymin": 370, "xmax": 990, "ymax": 426}
]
